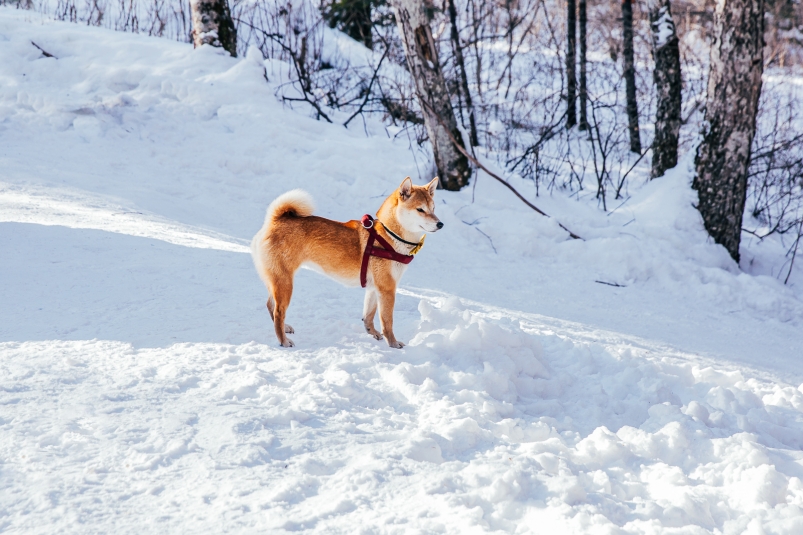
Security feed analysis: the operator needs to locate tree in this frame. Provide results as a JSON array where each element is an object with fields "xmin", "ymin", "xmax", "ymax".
[
  {"xmin": 566, "ymin": 0, "xmax": 577, "ymax": 128},
  {"xmin": 390, "ymin": 0, "xmax": 471, "ymax": 190},
  {"xmin": 649, "ymin": 0, "xmax": 681, "ymax": 178},
  {"xmin": 324, "ymin": 0, "xmax": 378, "ymax": 49},
  {"xmin": 190, "ymin": 0, "xmax": 237, "ymax": 57},
  {"xmin": 694, "ymin": 0, "xmax": 765, "ymax": 262},
  {"xmin": 621, "ymin": 0, "xmax": 641, "ymax": 153},
  {"xmin": 447, "ymin": 0, "xmax": 479, "ymax": 146},
  {"xmin": 578, "ymin": 0, "xmax": 588, "ymax": 131}
]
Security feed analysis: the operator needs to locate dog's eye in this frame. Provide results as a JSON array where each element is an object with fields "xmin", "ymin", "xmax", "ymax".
[{"xmin": 416, "ymin": 208, "xmax": 425, "ymax": 213}]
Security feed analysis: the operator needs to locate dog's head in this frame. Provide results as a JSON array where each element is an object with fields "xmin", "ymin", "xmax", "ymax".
[{"xmin": 395, "ymin": 177, "xmax": 443, "ymax": 233}]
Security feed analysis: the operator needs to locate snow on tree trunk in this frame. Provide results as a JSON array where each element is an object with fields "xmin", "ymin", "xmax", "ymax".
[
  {"xmin": 649, "ymin": 0, "xmax": 681, "ymax": 179},
  {"xmin": 693, "ymin": 0, "xmax": 764, "ymax": 262},
  {"xmin": 190, "ymin": 0, "xmax": 237, "ymax": 58},
  {"xmin": 622, "ymin": 0, "xmax": 641, "ymax": 153},
  {"xmin": 566, "ymin": 0, "xmax": 577, "ymax": 128},
  {"xmin": 578, "ymin": 0, "xmax": 588, "ymax": 131},
  {"xmin": 390, "ymin": 0, "xmax": 471, "ymax": 190}
]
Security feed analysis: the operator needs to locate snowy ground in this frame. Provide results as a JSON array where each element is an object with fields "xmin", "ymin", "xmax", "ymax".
[{"xmin": 2, "ymin": 8, "xmax": 803, "ymax": 534}]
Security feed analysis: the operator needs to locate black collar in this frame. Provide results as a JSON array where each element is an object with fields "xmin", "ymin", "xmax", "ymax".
[{"xmin": 378, "ymin": 221, "xmax": 420, "ymax": 247}]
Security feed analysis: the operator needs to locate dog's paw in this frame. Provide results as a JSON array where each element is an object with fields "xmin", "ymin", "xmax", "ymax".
[
  {"xmin": 285, "ymin": 324, "xmax": 294, "ymax": 334},
  {"xmin": 365, "ymin": 325, "xmax": 383, "ymax": 340},
  {"xmin": 388, "ymin": 340, "xmax": 405, "ymax": 349},
  {"xmin": 280, "ymin": 338, "xmax": 295, "ymax": 348}
]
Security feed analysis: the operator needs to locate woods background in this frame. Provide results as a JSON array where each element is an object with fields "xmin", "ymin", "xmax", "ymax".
[{"xmin": 5, "ymin": 0, "xmax": 803, "ymax": 271}]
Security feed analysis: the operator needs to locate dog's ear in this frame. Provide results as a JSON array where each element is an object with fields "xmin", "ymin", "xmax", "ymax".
[
  {"xmin": 399, "ymin": 177, "xmax": 413, "ymax": 200},
  {"xmin": 426, "ymin": 177, "xmax": 438, "ymax": 197}
]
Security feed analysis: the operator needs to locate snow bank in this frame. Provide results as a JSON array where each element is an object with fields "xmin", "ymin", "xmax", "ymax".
[{"xmin": 3, "ymin": 296, "xmax": 803, "ymax": 533}]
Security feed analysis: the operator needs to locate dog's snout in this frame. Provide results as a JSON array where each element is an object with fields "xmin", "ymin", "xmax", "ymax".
[{"xmin": 436, "ymin": 221, "xmax": 444, "ymax": 229}]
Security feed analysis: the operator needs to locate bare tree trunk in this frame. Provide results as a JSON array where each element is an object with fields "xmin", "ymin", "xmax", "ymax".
[
  {"xmin": 447, "ymin": 0, "xmax": 479, "ymax": 147},
  {"xmin": 622, "ymin": 0, "xmax": 641, "ymax": 153},
  {"xmin": 649, "ymin": 0, "xmax": 681, "ymax": 178},
  {"xmin": 578, "ymin": 0, "xmax": 588, "ymax": 131},
  {"xmin": 190, "ymin": 0, "xmax": 237, "ymax": 57},
  {"xmin": 566, "ymin": 0, "xmax": 577, "ymax": 128},
  {"xmin": 390, "ymin": 0, "xmax": 471, "ymax": 190},
  {"xmin": 693, "ymin": 0, "xmax": 764, "ymax": 262}
]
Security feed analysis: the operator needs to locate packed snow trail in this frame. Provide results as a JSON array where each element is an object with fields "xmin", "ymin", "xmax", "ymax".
[
  {"xmin": 2, "ymin": 8, "xmax": 803, "ymax": 534},
  {"xmin": 0, "ymin": 183, "xmax": 249, "ymax": 252}
]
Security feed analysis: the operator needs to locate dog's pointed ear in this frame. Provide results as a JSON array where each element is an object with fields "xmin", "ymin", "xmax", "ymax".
[
  {"xmin": 427, "ymin": 177, "xmax": 438, "ymax": 197},
  {"xmin": 399, "ymin": 177, "xmax": 413, "ymax": 200}
]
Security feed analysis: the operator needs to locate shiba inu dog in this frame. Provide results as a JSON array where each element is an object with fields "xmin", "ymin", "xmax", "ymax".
[{"xmin": 251, "ymin": 177, "xmax": 443, "ymax": 348}]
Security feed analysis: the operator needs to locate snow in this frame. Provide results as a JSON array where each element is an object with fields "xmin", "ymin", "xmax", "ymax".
[
  {"xmin": 649, "ymin": 3, "xmax": 676, "ymax": 50},
  {"xmin": 2, "ymin": 8, "xmax": 803, "ymax": 533}
]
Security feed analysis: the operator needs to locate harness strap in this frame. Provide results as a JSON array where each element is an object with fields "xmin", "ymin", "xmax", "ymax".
[{"xmin": 360, "ymin": 214, "xmax": 414, "ymax": 288}]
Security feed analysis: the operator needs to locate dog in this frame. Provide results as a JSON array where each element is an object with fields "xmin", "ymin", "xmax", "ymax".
[{"xmin": 251, "ymin": 177, "xmax": 443, "ymax": 348}]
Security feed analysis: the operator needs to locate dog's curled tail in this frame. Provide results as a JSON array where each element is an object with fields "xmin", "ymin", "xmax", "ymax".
[
  {"xmin": 264, "ymin": 189, "xmax": 315, "ymax": 225},
  {"xmin": 251, "ymin": 190, "xmax": 315, "ymax": 283}
]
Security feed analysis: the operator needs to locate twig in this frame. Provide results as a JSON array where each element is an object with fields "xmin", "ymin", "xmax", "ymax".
[
  {"xmin": 234, "ymin": 18, "xmax": 332, "ymax": 123},
  {"xmin": 607, "ymin": 196, "xmax": 630, "ymax": 216},
  {"xmin": 31, "ymin": 41, "xmax": 55, "ymax": 58},
  {"xmin": 784, "ymin": 217, "xmax": 803, "ymax": 284},
  {"xmin": 588, "ymin": 102, "xmax": 609, "ymax": 209},
  {"xmin": 506, "ymin": 110, "xmax": 567, "ymax": 170},
  {"xmin": 595, "ymin": 280, "xmax": 625, "ymax": 287},
  {"xmin": 615, "ymin": 145, "xmax": 651, "ymax": 197},
  {"xmin": 475, "ymin": 227, "xmax": 497, "ymax": 254},
  {"xmin": 742, "ymin": 226, "xmax": 779, "ymax": 240},
  {"xmin": 343, "ymin": 42, "xmax": 390, "ymax": 128}
]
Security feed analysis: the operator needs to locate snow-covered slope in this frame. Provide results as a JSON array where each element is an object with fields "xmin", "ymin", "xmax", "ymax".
[{"xmin": 2, "ymin": 8, "xmax": 803, "ymax": 534}]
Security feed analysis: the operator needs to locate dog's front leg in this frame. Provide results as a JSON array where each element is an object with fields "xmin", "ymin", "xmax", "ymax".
[
  {"xmin": 362, "ymin": 290, "xmax": 383, "ymax": 340},
  {"xmin": 377, "ymin": 285, "xmax": 404, "ymax": 349}
]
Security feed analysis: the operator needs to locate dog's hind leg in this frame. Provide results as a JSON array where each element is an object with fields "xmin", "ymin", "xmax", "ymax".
[
  {"xmin": 270, "ymin": 277, "xmax": 295, "ymax": 347},
  {"xmin": 377, "ymin": 283, "xmax": 404, "ymax": 349},
  {"xmin": 362, "ymin": 290, "xmax": 382, "ymax": 340},
  {"xmin": 267, "ymin": 294, "xmax": 293, "ymax": 334}
]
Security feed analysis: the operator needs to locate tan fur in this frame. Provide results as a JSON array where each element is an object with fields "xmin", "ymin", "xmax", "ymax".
[{"xmin": 251, "ymin": 177, "xmax": 442, "ymax": 348}]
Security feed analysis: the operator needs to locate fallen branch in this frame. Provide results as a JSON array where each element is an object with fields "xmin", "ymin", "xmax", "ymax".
[
  {"xmin": 595, "ymin": 280, "xmax": 625, "ymax": 287},
  {"xmin": 421, "ymin": 99, "xmax": 582, "ymax": 240},
  {"xmin": 31, "ymin": 41, "xmax": 55, "ymax": 58}
]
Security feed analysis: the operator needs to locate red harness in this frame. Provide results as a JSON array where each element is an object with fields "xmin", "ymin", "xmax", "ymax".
[{"xmin": 360, "ymin": 214, "xmax": 414, "ymax": 288}]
